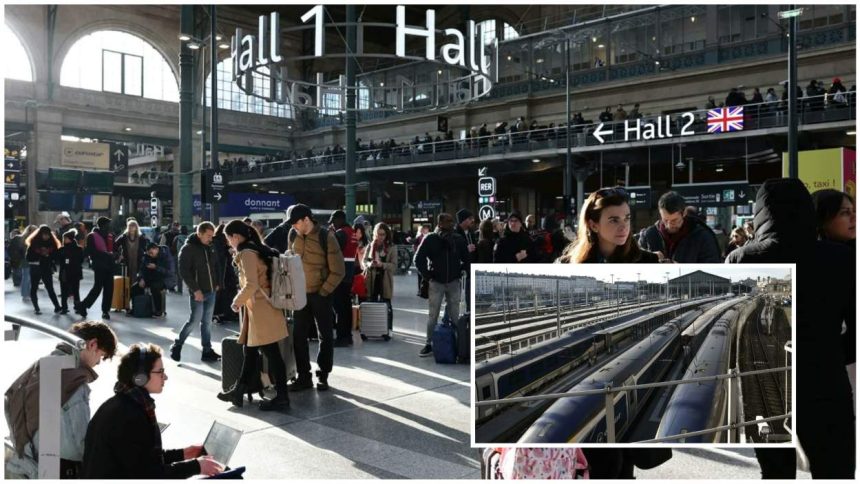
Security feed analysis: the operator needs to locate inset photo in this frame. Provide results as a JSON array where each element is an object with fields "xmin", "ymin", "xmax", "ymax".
[{"xmin": 472, "ymin": 264, "xmax": 795, "ymax": 447}]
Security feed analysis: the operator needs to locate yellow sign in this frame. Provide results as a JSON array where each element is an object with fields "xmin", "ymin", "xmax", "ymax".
[
  {"xmin": 61, "ymin": 141, "xmax": 110, "ymax": 170},
  {"xmin": 782, "ymin": 148, "xmax": 843, "ymax": 194}
]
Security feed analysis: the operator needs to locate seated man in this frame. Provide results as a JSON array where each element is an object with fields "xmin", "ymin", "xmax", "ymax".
[
  {"xmin": 133, "ymin": 243, "xmax": 170, "ymax": 317},
  {"xmin": 5, "ymin": 321, "xmax": 118, "ymax": 479}
]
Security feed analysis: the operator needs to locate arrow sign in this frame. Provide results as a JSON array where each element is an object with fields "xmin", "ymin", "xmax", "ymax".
[
  {"xmin": 113, "ymin": 149, "xmax": 126, "ymax": 161},
  {"xmin": 593, "ymin": 123, "xmax": 612, "ymax": 144},
  {"xmin": 478, "ymin": 167, "xmax": 488, "ymax": 176},
  {"xmin": 214, "ymin": 192, "xmax": 222, "ymax": 201}
]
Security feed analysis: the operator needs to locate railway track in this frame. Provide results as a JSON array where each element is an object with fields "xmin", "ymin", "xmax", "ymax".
[{"xmin": 741, "ymin": 303, "xmax": 788, "ymax": 442}]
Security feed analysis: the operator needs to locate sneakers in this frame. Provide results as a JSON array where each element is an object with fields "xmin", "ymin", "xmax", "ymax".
[
  {"xmin": 419, "ymin": 344, "xmax": 433, "ymax": 357},
  {"xmin": 315, "ymin": 370, "xmax": 329, "ymax": 391},
  {"xmin": 169, "ymin": 344, "xmax": 182, "ymax": 362},
  {"xmin": 201, "ymin": 349, "xmax": 221, "ymax": 362},
  {"xmin": 287, "ymin": 378, "xmax": 313, "ymax": 392}
]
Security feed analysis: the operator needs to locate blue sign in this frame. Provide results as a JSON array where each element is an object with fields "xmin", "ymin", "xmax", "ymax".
[
  {"xmin": 192, "ymin": 195, "xmax": 203, "ymax": 215},
  {"xmin": 218, "ymin": 192, "xmax": 296, "ymax": 217}
]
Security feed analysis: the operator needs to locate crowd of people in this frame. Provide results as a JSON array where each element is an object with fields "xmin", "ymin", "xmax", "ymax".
[{"xmin": 5, "ymin": 177, "xmax": 853, "ymax": 479}]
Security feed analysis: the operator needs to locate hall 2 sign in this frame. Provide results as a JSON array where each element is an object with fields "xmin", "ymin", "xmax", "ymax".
[{"xmin": 592, "ymin": 108, "xmax": 744, "ymax": 144}]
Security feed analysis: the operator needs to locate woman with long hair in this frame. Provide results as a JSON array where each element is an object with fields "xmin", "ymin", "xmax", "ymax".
[
  {"xmin": 352, "ymin": 222, "xmax": 369, "ymax": 271},
  {"xmin": 25, "ymin": 225, "xmax": 62, "ymax": 314},
  {"xmin": 218, "ymin": 220, "xmax": 290, "ymax": 411},
  {"xmin": 813, "ymin": 189, "xmax": 855, "ymax": 245},
  {"xmin": 559, "ymin": 187, "xmax": 659, "ymax": 263},
  {"xmin": 114, "ymin": 219, "xmax": 148, "ymax": 286},
  {"xmin": 725, "ymin": 227, "xmax": 748, "ymax": 258},
  {"xmin": 17, "ymin": 225, "xmax": 38, "ymax": 302},
  {"xmin": 363, "ymin": 222, "xmax": 397, "ymax": 330},
  {"xmin": 212, "ymin": 223, "xmax": 239, "ymax": 324}
]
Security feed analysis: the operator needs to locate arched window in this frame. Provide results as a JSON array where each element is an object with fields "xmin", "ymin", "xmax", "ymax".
[
  {"xmin": 3, "ymin": 23, "xmax": 34, "ymax": 81},
  {"xmin": 60, "ymin": 30, "xmax": 178, "ymax": 102},
  {"xmin": 206, "ymin": 57, "xmax": 292, "ymax": 118}
]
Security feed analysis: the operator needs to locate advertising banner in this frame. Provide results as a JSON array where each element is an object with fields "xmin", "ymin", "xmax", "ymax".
[{"xmin": 61, "ymin": 141, "xmax": 110, "ymax": 170}]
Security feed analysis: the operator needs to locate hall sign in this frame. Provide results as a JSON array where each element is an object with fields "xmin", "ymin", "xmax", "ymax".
[
  {"xmin": 592, "ymin": 107, "xmax": 745, "ymax": 144},
  {"xmin": 231, "ymin": 6, "xmax": 496, "ymax": 111}
]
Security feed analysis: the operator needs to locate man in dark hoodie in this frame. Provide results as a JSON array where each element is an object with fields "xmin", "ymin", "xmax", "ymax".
[
  {"xmin": 80, "ymin": 216, "xmax": 116, "ymax": 320},
  {"xmin": 727, "ymin": 178, "xmax": 855, "ymax": 479},
  {"xmin": 413, "ymin": 213, "xmax": 468, "ymax": 357},
  {"xmin": 493, "ymin": 211, "xmax": 535, "ymax": 263},
  {"xmin": 639, "ymin": 191, "xmax": 722, "ymax": 263},
  {"xmin": 170, "ymin": 222, "xmax": 221, "ymax": 362}
]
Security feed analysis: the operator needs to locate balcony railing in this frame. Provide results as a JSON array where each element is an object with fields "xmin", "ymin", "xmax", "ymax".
[{"xmin": 228, "ymin": 93, "xmax": 855, "ymax": 182}]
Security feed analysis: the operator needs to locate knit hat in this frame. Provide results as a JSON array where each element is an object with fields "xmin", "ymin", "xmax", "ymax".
[
  {"xmin": 456, "ymin": 209, "xmax": 473, "ymax": 224},
  {"xmin": 507, "ymin": 211, "xmax": 523, "ymax": 223}
]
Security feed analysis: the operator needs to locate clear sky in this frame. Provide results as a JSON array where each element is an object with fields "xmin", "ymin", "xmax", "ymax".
[{"xmin": 473, "ymin": 263, "xmax": 793, "ymax": 283}]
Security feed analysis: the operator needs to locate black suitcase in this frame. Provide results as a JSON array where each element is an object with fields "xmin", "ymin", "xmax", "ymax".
[
  {"xmin": 131, "ymin": 291, "xmax": 153, "ymax": 318},
  {"xmin": 220, "ymin": 336, "xmax": 263, "ymax": 394},
  {"xmin": 456, "ymin": 312, "xmax": 471, "ymax": 364}
]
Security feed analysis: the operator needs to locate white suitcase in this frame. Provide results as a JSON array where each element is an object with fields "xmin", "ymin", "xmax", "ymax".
[{"xmin": 359, "ymin": 301, "xmax": 391, "ymax": 341}]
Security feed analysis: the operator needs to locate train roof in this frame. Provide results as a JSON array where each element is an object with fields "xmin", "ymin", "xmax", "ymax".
[{"xmin": 681, "ymin": 297, "xmax": 743, "ymax": 338}]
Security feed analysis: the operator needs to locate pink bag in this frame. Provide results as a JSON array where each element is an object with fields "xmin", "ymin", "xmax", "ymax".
[{"xmin": 498, "ymin": 447, "xmax": 589, "ymax": 479}]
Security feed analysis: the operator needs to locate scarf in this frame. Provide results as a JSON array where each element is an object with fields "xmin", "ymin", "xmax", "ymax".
[{"xmin": 114, "ymin": 383, "xmax": 162, "ymax": 459}]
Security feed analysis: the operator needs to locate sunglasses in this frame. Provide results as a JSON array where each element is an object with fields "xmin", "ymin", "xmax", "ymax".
[{"xmin": 595, "ymin": 187, "xmax": 629, "ymax": 199}]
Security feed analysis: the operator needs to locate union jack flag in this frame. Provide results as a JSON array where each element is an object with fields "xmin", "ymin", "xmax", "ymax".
[{"xmin": 707, "ymin": 106, "xmax": 744, "ymax": 133}]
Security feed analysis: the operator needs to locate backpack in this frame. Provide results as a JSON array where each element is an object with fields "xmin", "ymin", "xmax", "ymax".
[{"xmin": 263, "ymin": 251, "xmax": 307, "ymax": 311}]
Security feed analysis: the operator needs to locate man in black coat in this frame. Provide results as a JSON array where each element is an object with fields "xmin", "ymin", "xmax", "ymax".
[
  {"xmin": 639, "ymin": 191, "xmax": 722, "ymax": 263},
  {"xmin": 170, "ymin": 222, "xmax": 220, "ymax": 362},
  {"xmin": 455, "ymin": 209, "xmax": 477, "ymax": 309},
  {"xmin": 413, "ymin": 213, "xmax": 468, "ymax": 358},
  {"xmin": 493, "ymin": 212, "xmax": 535, "ymax": 263},
  {"xmin": 727, "ymin": 178, "xmax": 855, "ymax": 479}
]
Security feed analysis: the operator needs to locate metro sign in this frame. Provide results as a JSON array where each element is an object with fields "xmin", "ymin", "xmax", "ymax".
[{"xmin": 479, "ymin": 204, "xmax": 495, "ymax": 221}]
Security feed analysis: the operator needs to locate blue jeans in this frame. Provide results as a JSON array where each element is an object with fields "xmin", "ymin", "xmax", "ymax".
[{"xmin": 175, "ymin": 291, "xmax": 215, "ymax": 350}]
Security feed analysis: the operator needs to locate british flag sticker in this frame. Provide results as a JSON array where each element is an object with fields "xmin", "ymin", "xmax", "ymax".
[{"xmin": 707, "ymin": 106, "xmax": 744, "ymax": 133}]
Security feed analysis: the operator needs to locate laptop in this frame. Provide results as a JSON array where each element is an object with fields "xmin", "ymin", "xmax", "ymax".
[{"xmin": 202, "ymin": 421, "xmax": 243, "ymax": 466}]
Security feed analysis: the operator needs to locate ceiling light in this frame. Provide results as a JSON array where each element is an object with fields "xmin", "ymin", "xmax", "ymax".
[
  {"xmin": 393, "ymin": 181, "xmax": 404, "ymax": 185},
  {"xmin": 379, "ymin": 82, "xmax": 384, "ymax": 87},
  {"xmin": 715, "ymin": 168, "xmax": 724, "ymax": 172},
  {"xmin": 536, "ymin": 58, "xmax": 544, "ymax": 63},
  {"xmin": 532, "ymin": 158, "xmax": 540, "ymax": 163},
  {"xmin": 506, "ymin": 55, "xmax": 512, "ymax": 61},
  {"xmin": 179, "ymin": 34, "xmax": 192, "ymax": 41},
  {"xmin": 675, "ymin": 160, "xmax": 686, "ymax": 170},
  {"xmin": 123, "ymin": 127, "xmax": 132, "ymax": 132},
  {"xmin": 655, "ymin": 60, "xmax": 661, "ymax": 65},
  {"xmin": 218, "ymin": 43, "xmax": 230, "ymax": 50},
  {"xmin": 196, "ymin": 130, "xmax": 203, "ymax": 135},
  {"xmin": 690, "ymin": 16, "xmax": 696, "ymax": 22},
  {"xmin": 268, "ymin": 190, "xmax": 279, "ymax": 194},
  {"xmin": 592, "ymin": 37, "xmax": 597, "ymax": 43},
  {"xmin": 215, "ymin": 34, "xmax": 223, "ymax": 41},
  {"xmin": 847, "ymin": 130, "xmax": 856, "ymax": 135},
  {"xmin": 597, "ymin": 44, "xmax": 605, "ymax": 48},
  {"xmin": 287, "ymin": 126, "xmax": 293, "ymax": 130},
  {"xmin": 437, "ymin": 69, "xmax": 442, "ymax": 75},
  {"xmin": 188, "ymin": 42, "xmax": 201, "ymax": 50},
  {"xmin": 252, "ymin": 183, "xmax": 259, "ymax": 187}
]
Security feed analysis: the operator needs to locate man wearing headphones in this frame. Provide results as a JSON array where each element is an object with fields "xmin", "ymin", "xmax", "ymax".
[
  {"xmin": 81, "ymin": 343, "xmax": 224, "ymax": 479},
  {"xmin": 5, "ymin": 321, "xmax": 118, "ymax": 479}
]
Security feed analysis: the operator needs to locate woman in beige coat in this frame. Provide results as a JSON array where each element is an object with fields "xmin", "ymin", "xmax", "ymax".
[
  {"xmin": 217, "ymin": 220, "xmax": 289, "ymax": 411},
  {"xmin": 363, "ymin": 222, "xmax": 397, "ymax": 330}
]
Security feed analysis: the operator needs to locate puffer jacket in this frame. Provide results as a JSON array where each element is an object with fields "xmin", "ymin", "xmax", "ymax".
[{"xmin": 178, "ymin": 233, "xmax": 217, "ymax": 294}]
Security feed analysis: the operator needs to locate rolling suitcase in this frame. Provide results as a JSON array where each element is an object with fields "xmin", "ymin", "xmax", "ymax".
[
  {"xmin": 220, "ymin": 336, "xmax": 264, "ymax": 395},
  {"xmin": 352, "ymin": 304, "xmax": 361, "ymax": 331},
  {"xmin": 432, "ymin": 317, "xmax": 457, "ymax": 364},
  {"xmin": 456, "ymin": 312, "xmax": 471, "ymax": 364},
  {"xmin": 111, "ymin": 265, "xmax": 130, "ymax": 311},
  {"xmin": 262, "ymin": 318, "xmax": 297, "ymax": 383},
  {"xmin": 131, "ymin": 289, "xmax": 153, "ymax": 318},
  {"xmin": 359, "ymin": 301, "xmax": 391, "ymax": 341}
]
